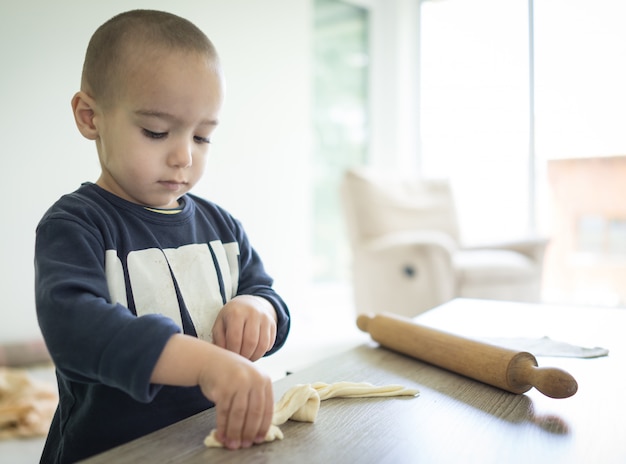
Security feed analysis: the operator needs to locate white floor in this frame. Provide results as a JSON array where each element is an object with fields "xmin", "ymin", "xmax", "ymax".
[{"xmin": 0, "ymin": 284, "xmax": 368, "ymax": 463}]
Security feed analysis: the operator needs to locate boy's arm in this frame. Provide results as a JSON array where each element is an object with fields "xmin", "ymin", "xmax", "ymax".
[
  {"xmin": 151, "ymin": 334, "xmax": 273, "ymax": 449},
  {"xmin": 35, "ymin": 216, "xmax": 181, "ymax": 402}
]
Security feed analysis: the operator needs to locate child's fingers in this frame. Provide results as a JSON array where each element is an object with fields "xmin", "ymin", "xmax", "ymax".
[
  {"xmin": 256, "ymin": 382, "xmax": 274, "ymax": 443},
  {"xmin": 239, "ymin": 322, "xmax": 260, "ymax": 360},
  {"xmin": 238, "ymin": 385, "xmax": 268, "ymax": 447},
  {"xmin": 247, "ymin": 322, "xmax": 275, "ymax": 362},
  {"xmin": 222, "ymin": 390, "xmax": 248, "ymax": 449},
  {"xmin": 211, "ymin": 317, "xmax": 226, "ymax": 349},
  {"xmin": 213, "ymin": 391, "xmax": 234, "ymax": 447},
  {"xmin": 224, "ymin": 319, "xmax": 244, "ymax": 355},
  {"xmin": 215, "ymin": 371, "xmax": 274, "ymax": 449},
  {"xmin": 197, "ymin": 342, "xmax": 275, "ymax": 449}
]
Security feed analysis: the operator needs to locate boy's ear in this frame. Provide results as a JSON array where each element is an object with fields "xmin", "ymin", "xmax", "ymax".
[{"xmin": 71, "ymin": 91, "xmax": 99, "ymax": 140}]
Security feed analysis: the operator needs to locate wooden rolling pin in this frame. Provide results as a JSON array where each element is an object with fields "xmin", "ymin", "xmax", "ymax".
[{"xmin": 357, "ymin": 312, "xmax": 578, "ymax": 399}]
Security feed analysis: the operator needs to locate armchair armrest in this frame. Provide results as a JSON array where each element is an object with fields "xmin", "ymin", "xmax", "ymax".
[
  {"xmin": 462, "ymin": 235, "xmax": 549, "ymax": 263},
  {"xmin": 361, "ymin": 230, "xmax": 459, "ymax": 256}
]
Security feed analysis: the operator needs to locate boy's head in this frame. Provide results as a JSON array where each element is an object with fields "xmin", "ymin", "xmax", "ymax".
[
  {"xmin": 72, "ymin": 10, "xmax": 224, "ymax": 209},
  {"xmin": 81, "ymin": 9, "xmax": 219, "ymax": 107}
]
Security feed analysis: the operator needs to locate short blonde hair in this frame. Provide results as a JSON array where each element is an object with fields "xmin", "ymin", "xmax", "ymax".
[{"xmin": 81, "ymin": 10, "xmax": 219, "ymax": 104}]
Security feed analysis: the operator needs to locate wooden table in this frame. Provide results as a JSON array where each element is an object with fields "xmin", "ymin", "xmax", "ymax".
[{"xmin": 82, "ymin": 299, "xmax": 626, "ymax": 463}]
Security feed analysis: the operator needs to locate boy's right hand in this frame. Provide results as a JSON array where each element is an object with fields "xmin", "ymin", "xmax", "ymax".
[
  {"xmin": 150, "ymin": 334, "xmax": 274, "ymax": 449},
  {"xmin": 198, "ymin": 348, "xmax": 274, "ymax": 449}
]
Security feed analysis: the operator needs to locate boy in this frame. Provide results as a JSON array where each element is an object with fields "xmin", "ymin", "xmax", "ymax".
[{"xmin": 34, "ymin": 9, "xmax": 290, "ymax": 463}]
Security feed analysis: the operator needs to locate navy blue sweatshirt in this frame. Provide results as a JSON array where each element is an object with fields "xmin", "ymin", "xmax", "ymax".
[{"xmin": 34, "ymin": 183, "xmax": 290, "ymax": 463}]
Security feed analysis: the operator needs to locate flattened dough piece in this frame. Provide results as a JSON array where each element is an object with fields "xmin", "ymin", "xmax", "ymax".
[
  {"xmin": 204, "ymin": 381, "xmax": 419, "ymax": 448},
  {"xmin": 203, "ymin": 425, "xmax": 284, "ymax": 448}
]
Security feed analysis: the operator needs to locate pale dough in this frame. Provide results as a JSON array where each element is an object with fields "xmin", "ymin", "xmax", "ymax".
[
  {"xmin": 204, "ymin": 381, "xmax": 419, "ymax": 448},
  {"xmin": 0, "ymin": 367, "xmax": 58, "ymax": 439}
]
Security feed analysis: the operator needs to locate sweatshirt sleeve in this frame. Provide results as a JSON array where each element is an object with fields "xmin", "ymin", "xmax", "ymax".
[{"xmin": 35, "ymin": 216, "xmax": 180, "ymax": 403}]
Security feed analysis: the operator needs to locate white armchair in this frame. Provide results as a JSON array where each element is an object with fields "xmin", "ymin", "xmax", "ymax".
[{"xmin": 340, "ymin": 167, "xmax": 548, "ymax": 318}]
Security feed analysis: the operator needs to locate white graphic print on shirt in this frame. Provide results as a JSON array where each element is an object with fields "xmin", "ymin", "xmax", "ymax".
[{"xmin": 104, "ymin": 241, "xmax": 240, "ymax": 342}]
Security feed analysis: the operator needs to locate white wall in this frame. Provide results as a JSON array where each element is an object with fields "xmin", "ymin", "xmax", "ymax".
[{"xmin": 0, "ymin": 0, "xmax": 312, "ymax": 342}]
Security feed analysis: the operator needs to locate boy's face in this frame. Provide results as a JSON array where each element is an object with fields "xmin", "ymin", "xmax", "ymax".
[{"xmin": 91, "ymin": 48, "xmax": 223, "ymax": 209}]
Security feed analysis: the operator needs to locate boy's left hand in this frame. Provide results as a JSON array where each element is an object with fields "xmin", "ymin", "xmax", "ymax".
[{"xmin": 212, "ymin": 295, "xmax": 278, "ymax": 361}]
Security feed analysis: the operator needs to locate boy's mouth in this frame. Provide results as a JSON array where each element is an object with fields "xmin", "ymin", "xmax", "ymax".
[{"xmin": 159, "ymin": 180, "xmax": 187, "ymax": 191}]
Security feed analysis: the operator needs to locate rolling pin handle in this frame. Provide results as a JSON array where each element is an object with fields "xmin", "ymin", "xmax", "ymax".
[
  {"xmin": 526, "ymin": 366, "xmax": 579, "ymax": 399},
  {"xmin": 508, "ymin": 354, "xmax": 578, "ymax": 398},
  {"xmin": 356, "ymin": 314, "xmax": 372, "ymax": 332}
]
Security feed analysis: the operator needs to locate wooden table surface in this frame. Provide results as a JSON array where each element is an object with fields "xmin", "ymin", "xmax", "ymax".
[{"xmin": 82, "ymin": 299, "xmax": 626, "ymax": 463}]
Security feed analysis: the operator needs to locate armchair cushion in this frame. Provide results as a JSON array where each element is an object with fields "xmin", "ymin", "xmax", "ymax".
[{"xmin": 454, "ymin": 249, "xmax": 537, "ymax": 284}]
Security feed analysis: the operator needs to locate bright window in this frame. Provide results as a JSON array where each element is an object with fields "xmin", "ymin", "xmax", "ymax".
[
  {"xmin": 420, "ymin": 0, "xmax": 626, "ymax": 305},
  {"xmin": 419, "ymin": 0, "xmax": 531, "ymax": 243},
  {"xmin": 313, "ymin": 0, "xmax": 369, "ymax": 281}
]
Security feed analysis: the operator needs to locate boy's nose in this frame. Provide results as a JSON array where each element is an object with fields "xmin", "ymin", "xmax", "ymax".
[{"xmin": 169, "ymin": 142, "xmax": 193, "ymax": 168}]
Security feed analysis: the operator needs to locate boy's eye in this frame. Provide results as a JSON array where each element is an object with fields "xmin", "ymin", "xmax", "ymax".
[
  {"xmin": 194, "ymin": 135, "xmax": 211, "ymax": 144},
  {"xmin": 142, "ymin": 129, "xmax": 167, "ymax": 139}
]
